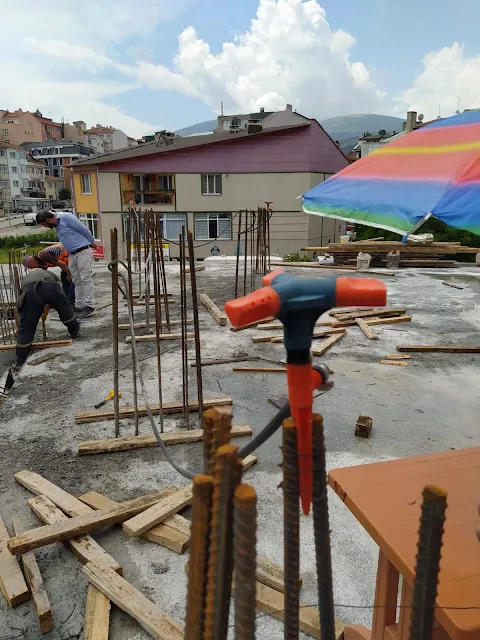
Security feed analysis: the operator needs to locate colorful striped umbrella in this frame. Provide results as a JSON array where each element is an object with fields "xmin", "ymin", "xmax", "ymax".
[{"xmin": 302, "ymin": 110, "xmax": 480, "ymax": 236}]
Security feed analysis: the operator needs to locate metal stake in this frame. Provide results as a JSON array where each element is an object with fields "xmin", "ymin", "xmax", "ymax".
[
  {"xmin": 283, "ymin": 417, "xmax": 300, "ymax": 639},
  {"xmin": 110, "ymin": 228, "xmax": 120, "ymax": 438},
  {"xmin": 187, "ymin": 230, "xmax": 203, "ymax": 422}
]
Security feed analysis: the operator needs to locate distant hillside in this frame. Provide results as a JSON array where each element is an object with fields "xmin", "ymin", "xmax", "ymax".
[{"xmin": 175, "ymin": 113, "xmax": 405, "ymax": 152}]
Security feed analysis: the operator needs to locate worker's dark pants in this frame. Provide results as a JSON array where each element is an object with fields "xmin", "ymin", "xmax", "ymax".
[
  {"xmin": 16, "ymin": 281, "xmax": 79, "ymax": 367},
  {"xmin": 61, "ymin": 271, "xmax": 75, "ymax": 306}
]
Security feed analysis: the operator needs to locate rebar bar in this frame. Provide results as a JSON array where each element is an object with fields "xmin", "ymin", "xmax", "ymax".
[
  {"xmin": 243, "ymin": 209, "xmax": 248, "ymax": 296},
  {"xmin": 312, "ymin": 414, "xmax": 336, "ymax": 640},
  {"xmin": 409, "ymin": 485, "xmax": 447, "ymax": 640},
  {"xmin": 283, "ymin": 417, "xmax": 300, "ymax": 640},
  {"xmin": 179, "ymin": 227, "xmax": 190, "ymax": 428},
  {"xmin": 234, "ymin": 483, "xmax": 257, "ymax": 640},
  {"xmin": 125, "ymin": 211, "xmax": 139, "ymax": 434},
  {"xmin": 151, "ymin": 214, "xmax": 165, "ymax": 433},
  {"xmin": 203, "ymin": 407, "xmax": 233, "ymax": 475},
  {"xmin": 144, "ymin": 209, "xmax": 151, "ymax": 334},
  {"xmin": 204, "ymin": 444, "xmax": 242, "ymax": 640},
  {"xmin": 187, "ymin": 230, "xmax": 203, "ymax": 421},
  {"xmin": 110, "ymin": 227, "xmax": 120, "ymax": 438},
  {"xmin": 185, "ymin": 474, "xmax": 214, "ymax": 640},
  {"xmin": 158, "ymin": 224, "xmax": 171, "ymax": 332},
  {"xmin": 235, "ymin": 210, "xmax": 242, "ymax": 299}
]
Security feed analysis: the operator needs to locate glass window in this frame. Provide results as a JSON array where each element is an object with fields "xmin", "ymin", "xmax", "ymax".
[
  {"xmin": 11, "ymin": 166, "xmax": 17, "ymax": 173},
  {"xmin": 80, "ymin": 173, "xmax": 92, "ymax": 194},
  {"xmin": 195, "ymin": 213, "xmax": 232, "ymax": 240},
  {"xmin": 157, "ymin": 174, "xmax": 173, "ymax": 191},
  {"xmin": 13, "ymin": 180, "xmax": 19, "ymax": 187},
  {"xmin": 0, "ymin": 149, "xmax": 5, "ymax": 156},
  {"xmin": 9, "ymin": 151, "xmax": 16, "ymax": 159},
  {"xmin": 1, "ymin": 129, "xmax": 8, "ymax": 135},
  {"xmin": 79, "ymin": 213, "xmax": 100, "ymax": 241},
  {"xmin": 122, "ymin": 212, "xmax": 186, "ymax": 241},
  {"xmin": 201, "ymin": 174, "xmax": 222, "ymax": 195}
]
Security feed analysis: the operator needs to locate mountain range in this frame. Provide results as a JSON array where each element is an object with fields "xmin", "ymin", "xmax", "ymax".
[{"xmin": 176, "ymin": 113, "xmax": 405, "ymax": 153}]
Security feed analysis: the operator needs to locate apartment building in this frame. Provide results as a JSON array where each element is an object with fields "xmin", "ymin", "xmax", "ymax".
[
  {"xmin": 215, "ymin": 104, "xmax": 309, "ymax": 133},
  {"xmin": 0, "ymin": 109, "xmax": 63, "ymax": 146},
  {"xmin": 0, "ymin": 141, "xmax": 48, "ymax": 213},
  {"xmin": 85, "ymin": 126, "xmax": 130, "ymax": 152},
  {"xmin": 21, "ymin": 140, "xmax": 95, "ymax": 190},
  {"xmin": 70, "ymin": 120, "xmax": 349, "ymax": 259}
]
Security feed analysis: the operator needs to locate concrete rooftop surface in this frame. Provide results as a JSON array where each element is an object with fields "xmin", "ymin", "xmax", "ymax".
[{"xmin": 1, "ymin": 262, "xmax": 480, "ymax": 639}]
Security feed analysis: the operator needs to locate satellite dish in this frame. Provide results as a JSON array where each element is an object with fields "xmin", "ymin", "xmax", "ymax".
[{"xmin": 418, "ymin": 114, "xmax": 424, "ymax": 122}]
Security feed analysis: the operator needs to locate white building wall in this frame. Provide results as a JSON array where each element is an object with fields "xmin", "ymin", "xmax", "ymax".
[{"xmin": 112, "ymin": 129, "xmax": 128, "ymax": 150}]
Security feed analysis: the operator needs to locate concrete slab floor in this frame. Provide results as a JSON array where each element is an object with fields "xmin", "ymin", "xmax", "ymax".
[{"xmin": 1, "ymin": 262, "xmax": 479, "ymax": 638}]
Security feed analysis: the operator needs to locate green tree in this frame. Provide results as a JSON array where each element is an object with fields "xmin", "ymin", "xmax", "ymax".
[
  {"xmin": 378, "ymin": 129, "xmax": 387, "ymax": 136},
  {"xmin": 58, "ymin": 187, "xmax": 71, "ymax": 201}
]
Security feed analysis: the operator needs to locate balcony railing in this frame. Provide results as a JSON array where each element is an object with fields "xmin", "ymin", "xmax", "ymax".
[{"xmin": 122, "ymin": 189, "xmax": 175, "ymax": 205}]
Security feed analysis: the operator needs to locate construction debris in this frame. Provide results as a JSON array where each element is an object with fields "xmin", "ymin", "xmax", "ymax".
[
  {"xmin": 397, "ymin": 345, "xmax": 480, "ymax": 353},
  {"xmin": 311, "ymin": 332, "xmax": 346, "ymax": 356},
  {"xmin": 0, "ymin": 339, "xmax": 72, "ymax": 352},
  {"xmin": 380, "ymin": 359, "xmax": 409, "ymax": 367},
  {"xmin": 442, "ymin": 281, "xmax": 464, "ymax": 290},
  {"xmin": 355, "ymin": 416, "xmax": 373, "ymax": 439},
  {"xmin": 0, "ymin": 515, "xmax": 30, "ymax": 607},
  {"xmin": 199, "ymin": 293, "xmax": 228, "ymax": 326}
]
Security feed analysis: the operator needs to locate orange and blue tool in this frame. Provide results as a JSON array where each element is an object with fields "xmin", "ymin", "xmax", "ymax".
[{"xmin": 225, "ymin": 269, "xmax": 387, "ymax": 515}]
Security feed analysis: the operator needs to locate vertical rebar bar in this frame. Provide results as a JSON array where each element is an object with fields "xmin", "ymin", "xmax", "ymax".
[
  {"xmin": 312, "ymin": 414, "xmax": 336, "ymax": 640},
  {"xmin": 250, "ymin": 210, "xmax": 255, "ymax": 292},
  {"xmin": 203, "ymin": 407, "xmax": 233, "ymax": 475},
  {"xmin": 235, "ymin": 210, "xmax": 242, "ymax": 299},
  {"xmin": 408, "ymin": 485, "xmax": 447, "ymax": 640},
  {"xmin": 185, "ymin": 474, "xmax": 214, "ymax": 640},
  {"xmin": 158, "ymin": 225, "xmax": 171, "ymax": 332},
  {"xmin": 151, "ymin": 214, "xmax": 165, "ymax": 433},
  {"xmin": 187, "ymin": 230, "xmax": 203, "ymax": 423},
  {"xmin": 179, "ymin": 227, "xmax": 190, "ymax": 428},
  {"xmin": 144, "ymin": 210, "xmax": 151, "ymax": 334},
  {"xmin": 110, "ymin": 227, "xmax": 120, "ymax": 438},
  {"xmin": 234, "ymin": 483, "xmax": 257, "ymax": 640},
  {"xmin": 126, "ymin": 211, "xmax": 139, "ymax": 435},
  {"xmin": 243, "ymin": 209, "xmax": 248, "ymax": 296},
  {"xmin": 283, "ymin": 417, "xmax": 300, "ymax": 640},
  {"xmin": 204, "ymin": 444, "xmax": 242, "ymax": 640}
]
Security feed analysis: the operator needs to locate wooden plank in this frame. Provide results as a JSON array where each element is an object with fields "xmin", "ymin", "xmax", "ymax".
[
  {"xmin": 269, "ymin": 262, "xmax": 358, "ymax": 271},
  {"xmin": 397, "ymin": 345, "xmax": 480, "ymax": 353},
  {"xmin": 185, "ymin": 265, "xmax": 206, "ymax": 273},
  {"xmin": 385, "ymin": 354, "xmax": 411, "ymax": 360},
  {"xmin": 199, "ymin": 293, "xmax": 227, "ymax": 326},
  {"xmin": 12, "ymin": 517, "xmax": 52, "ymax": 633},
  {"xmin": 0, "ymin": 515, "xmax": 30, "ymax": 607},
  {"xmin": 126, "ymin": 332, "xmax": 195, "ymax": 343},
  {"xmin": 366, "ymin": 316, "xmax": 412, "ymax": 327},
  {"xmin": 77, "ymin": 490, "xmax": 191, "ymax": 555},
  {"xmin": 83, "ymin": 562, "xmax": 183, "ymax": 640},
  {"xmin": 15, "ymin": 470, "xmax": 93, "ymax": 516},
  {"xmin": 9, "ymin": 497, "xmax": 175, "ymax": 555},
  {"xmin": 255, "ymin": 581, "xmax": 345, "ymax": 639},
  {"xmin": 251, "ymin": 333, "xmax": 282, "ymax": 343},
  {"xmin": 442, "ymin": 281, "xmax": 464, "ymax": 290},
  {"xmin": 123, "ymin": 486, "xmax": 193, "ymax": 538},
  {"xmin": 329, "ymin": 306, "xmax": 374, "ymax": 317},
  {"xmin": 380, "ymin": 360, "xmax": 409, "ymax": 367},
  {"xmin": 119, "ymin": 320, "xmax": 193, "ymax": 330},
  {"xmin": 84, "ymin": 583, "xmax": 110, "ymax": 640},
  {"xmin": 334, "ymin": 308, "xmax": 406, "ymax": 322},
  {"xmin": 356, "ymin": 318, "xmax": 378, "ymax": 340},
  {"xmin": 28, "ymin": 496, "xmax": 122, "ymax": 573},
  {"xmin": 190, "ymin": 356, "xmax": 258, "ymax": 367},
  {"xmin": 0, "ymin": 339, "xmax": 72, "ymax": 352},
  {"xmin": 233, "ymin": 367, "xmax": 286, "ymax": 373},
  {"xmin": 27, "ymin": 352, "xmax": 62, "ymax": 366},
  {"xmin": 311, "ymin": 332, "xmax": 346, "ymax": 357},
  {"xmin": 271, "ymin": 327, "xmax": 345, "ymax": 344},
  {"xmin": 230, "ymin": 317, "xmax": 275, "ymax": 332},
  {"xmin": 241, "ymin": 454, "xmax": 258, "ymax": 472},
  {"xmin": 255, "ymin": 556, "xmax": 301, "ymax": 594},
  {"xmin": 75, "ymin": 395, "xmax": 232, "ymax": 424},
  {"xmin": 78, "ymin": 424, "xmax": 252, "ymax": 455},
  {"xmin": 257, "ymin": 320, "xmax": 331, "ymax": 330}
]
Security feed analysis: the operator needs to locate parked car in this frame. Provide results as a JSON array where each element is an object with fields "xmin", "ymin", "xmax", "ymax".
[{"xmin": 23, "ymin": 212, "xmax": 37, "ymax": 226}]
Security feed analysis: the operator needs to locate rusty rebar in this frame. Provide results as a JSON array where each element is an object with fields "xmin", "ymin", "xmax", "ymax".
[
  {"xmin": 204, "ymin": 444, "xmax": 242, "ymax": 640},
  {"xmin": 185, "ymin": 474, "xmax": 214, "ymax": 640},
  {"xmin": 126, "ymin": 212, "xmax": 139, "ymax": 434},
  {"xmin": 234, "ymin": 210, "xmax": 242, "ymax": 298},
  {"xmin": 283, "ymin": 417, "xmax": 300, "ymax": 640},
  {"xmin": 158, "ymin": 225, "xmax": 171, "ymax": 332},
  {"xmin": 110, "ymin": 227, "xmax": 120, "ymax": 438},
  {"xmin": 243, "ymin": 209, "xmax": 248, "ymax": 296},
  {"xmin": 409, "ymin": 485, "xmax": 447, "ymax": 640},
  {"xmin": 179, "ymin": 227, "xmax": 190, "ymax": 428},
  {"xmin": 187, "ymin": 230, "xmax": 204, "ymax": 421},
  {"xmin": 312, "ymin": 414, "xmax": 335, "ymax": 640},
  {"xmin": 203, "ymin": 407, "xmax": 233, "ymax": 475},
  {"xmin": 234, "ymin": 483, "xmax": 257, "ymax": 640},
  {"xmin": 151, "ymin": 214, "xmax": 165, "ymax": 432},
  {"xmin": 144, "ymin": 210, "xmax": 152, "ymax": 334}
]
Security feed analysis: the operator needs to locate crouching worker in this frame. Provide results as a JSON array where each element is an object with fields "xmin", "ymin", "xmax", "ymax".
[{"xmin": 15, "ymin": 268, "xmax": 80, "ymax": 369}]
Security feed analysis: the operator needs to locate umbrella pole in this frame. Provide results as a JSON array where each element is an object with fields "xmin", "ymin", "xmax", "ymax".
[{"xmin": 402, "ymin": 212, "xmax": 433, "ymax": 242}]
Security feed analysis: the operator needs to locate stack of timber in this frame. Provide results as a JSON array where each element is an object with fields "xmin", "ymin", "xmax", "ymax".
[{"xmin": 305, "ymin": 240, "xmax": 480, "ymax": 268}]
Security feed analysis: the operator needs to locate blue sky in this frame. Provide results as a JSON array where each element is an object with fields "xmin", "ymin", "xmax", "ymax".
[{"xmin": 5, "ymin": 0, "xmax": 480, "ymax": 137}]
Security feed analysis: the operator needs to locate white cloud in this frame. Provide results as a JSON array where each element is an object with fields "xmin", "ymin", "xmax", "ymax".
[
  {"xmin": 126, "ymin": 0, "xmax": 383, "ymax": 118},
  {"xmin": 397, "ymin": 43, "xmax": 480, "ymax": 119}
]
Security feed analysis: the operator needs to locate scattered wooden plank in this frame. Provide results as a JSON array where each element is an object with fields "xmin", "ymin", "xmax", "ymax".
[
  {"xmin": 185, "ymin": 265, "xmax": 206, "ymax": 273},
  {"xmin": 199, "ymin": 293, "xmax": 227, "ymax": 326},
  {"xmin": 119, "ymin": 320, "xmax": 193, "ymax": 330},
  {"xmin": 356, "ymin": 318, "xmax": 378, "ymax": 340},
  {"xmin": 75, "ymin": 395, "xmax": 232, "ymax": 424},
  {"xmin": 126, "ymin": 332, "xmax": 195, "ymax": 343},
  {"xmin": 442, "ymin": 281, "xmax": 464, "ymax": 290},
  {"xmin": 15, "ymin": 470, "xmax": 93, "ymax": 517},
  {"xmin": 329, "ymin": 306, "xmax": 374, "ymax": 317},
  {"xmin": 251, "ymin": 334, "xmax": 283, "ymax": 343},
  {"xmin": 255, "ymin": 556, "xmax": 300, "ymax": 594},
  {"xmin": 0, "ymin": 516, "xmax": 30, "ymax": 607},
  {"xmin": 255, "ymin": 581, "xmax": 345, "ymax": 639},
  {"xmin": 257, "ymin": 321, "xmax": 331, "ymax": 330},
  {"xmin": 241, "ymin": 454, "xmax": 258, "ymax": 472},
  {"xmin": 190, "ymin": 356, "xmax": 258, "ymax": 367},
  {"xmin": 385, "ymin": 354, "xmax": 411, "ymax": 360},
  {"xmin": 230, "ymin": 317, "xmax": 275, "ymax": 332},
  {"xmin": 78, "ymin": 424, "xmax": 252, "ymax": 455},
  {"xmin": 12, "ymin": 518, "xmax": 52, "ymax": 633},
  {"xmin": 271, "ymin": 327, "xmax": 345, "ymax": 344},
  {"xmin": 27, "ymin": 352, "xmax": 62, "ymax": 366},
  {"xmin": 28, "ymin": 496, "xmax": 122, "ymax": 574},
  {"xmin": 84, "ymin": 583, "xmax": 111, "ymax": 640},
  {"xmin": 83, "ymin": 562, "xmax": 184, "ymax": 640},
  {"xmin": 365, "ymin": 316, "xmax": 412, "ymax": 327},
  {"xmin": 334, "ymin": 308, "xmax": 406, "ymax": 322},
  {"xmin": 357, "ymin": 269, "xmax": 396, "ymax": 277},
  {"xmin": 379, "ymin": 360, "xmax": 409, "ymax": 367},
  {"xmin": 269, "ymin": 262, "xmax": 358, "ymax": 271},
  {"xmin": 311, "ymin": 332, "xmax": 346, "ymax": 357},
  {"xmin": 356, "ymin": 237, "xmax": 384, "ymax": 242},
  {"xmin": 233, "ymin": 367, "xmax": 286, "ymax": 373},
  {"xmin": 0, "ymin": 339, "xmax": 72, "ymax": 352},
  {"xmin": 9, "ymin": 498, "xmax": 174, "ymax": 555},
  {"xmin": 77, "ymin": 490, "xmax": 191, "ymax": 555},
  {"xmin": 397, "ymin": 345, "xmax": 480, "ymax": 353},
  {"xmin": 123, "ymin": 486, "xmax": 193, "ymax": 538}
]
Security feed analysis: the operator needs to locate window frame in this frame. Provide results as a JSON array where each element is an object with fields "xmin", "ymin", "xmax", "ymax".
[
  {"xmin": 201, "ymin": 173, "xmax": 222, "ymax": 196},
  {"xmin": 80, "ymin": 173, "xmax": 92, "ymax": 194},
  {"xmin": 12, "ymin": 180, "xmax": 19, "ymax": 187},
  {"xmin": 79, "ymin": 213, "xmax": 101, "ymax": 242},
  {"xmin": 194, "ymin": 213, "xmax": 232, "ymax": 241},
  {"xmin": 122, "ymin": 212, "xmax": 186, "ymax": 242}
]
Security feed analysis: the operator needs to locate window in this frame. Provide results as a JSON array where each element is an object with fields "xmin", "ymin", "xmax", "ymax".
[
  {"xmin": 0, "ymin": 166, "xmax": 7, "ymax": 173},
  {"xmin": 157, "ymin": 174, "xmax": 173, "ymax": 191},
  {"xmin": 80, "ymin": 173, "xmax": 92, "ymax": 194},
  {"xmin": 195, "ymin": 213, "xmax": 232, "ymax": 241},
  {"xmin": 19, "ymin": 152, "xmax": 26, "ymax": 160},
  {"xmin": 201, "ymin": 174, "xmax": 222, "ymax": 195},
  {"xmin": 122, "ymin": 212, "xmax": 186, "ymax": 241},
  {"xmin": 9, "ymin": 151, "xmax": 15, "ymax": 159},
  {"xmin": 0, "ymin": 149, "xmax": 4, "ymax": 157},
  {"xmin": 1, "ymin": 129, "xmax": 8, "ymax": 135},
  {"xmin": 0, "ymin": 180, "xmax": 9, "ymax": 188},
  {"xmin": 79, "ymin": 213, "xmax": 100, "ymax": 241},
  {"xmin": 52, "ymin": 158, "xmax": 58, "ymax": 166},
  {"xmin": 13, "ymin": 180, "xmax": 18, "ymax": 187},
  {"xmin": 11, "ymin": 166, "xmax": 17, "ymax": 173}
]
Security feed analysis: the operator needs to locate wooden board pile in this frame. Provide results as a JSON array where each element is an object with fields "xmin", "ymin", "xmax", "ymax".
[{"xmin": 305, "ymin": 240, "xmax": 480, "ymax": 268}]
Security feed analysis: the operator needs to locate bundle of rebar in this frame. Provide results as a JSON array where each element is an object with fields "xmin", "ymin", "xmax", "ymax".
[{"xmin": 234, "ymin": 206, "xmax": 272, "ymax": 298}]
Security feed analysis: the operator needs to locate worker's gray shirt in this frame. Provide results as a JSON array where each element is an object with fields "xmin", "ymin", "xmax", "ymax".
[{"xmin": 20, "ymin": 269, "xmax": 59, "ymax": 294}]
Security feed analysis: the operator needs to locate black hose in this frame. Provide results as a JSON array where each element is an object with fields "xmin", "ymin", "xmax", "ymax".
[{"xmin": 238, "ymin": 401, "xmax": 291, "ymax": 458}]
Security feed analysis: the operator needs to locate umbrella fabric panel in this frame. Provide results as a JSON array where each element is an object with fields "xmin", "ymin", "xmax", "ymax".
[{"xmin": 434, "ymin": 183, "xmax": 480, "ymax": 235}]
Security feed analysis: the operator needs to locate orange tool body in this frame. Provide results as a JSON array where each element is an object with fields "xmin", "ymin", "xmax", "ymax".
[{"xmin": 225, "ymin": 269, "xmax": 386, "ymax": 514}]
